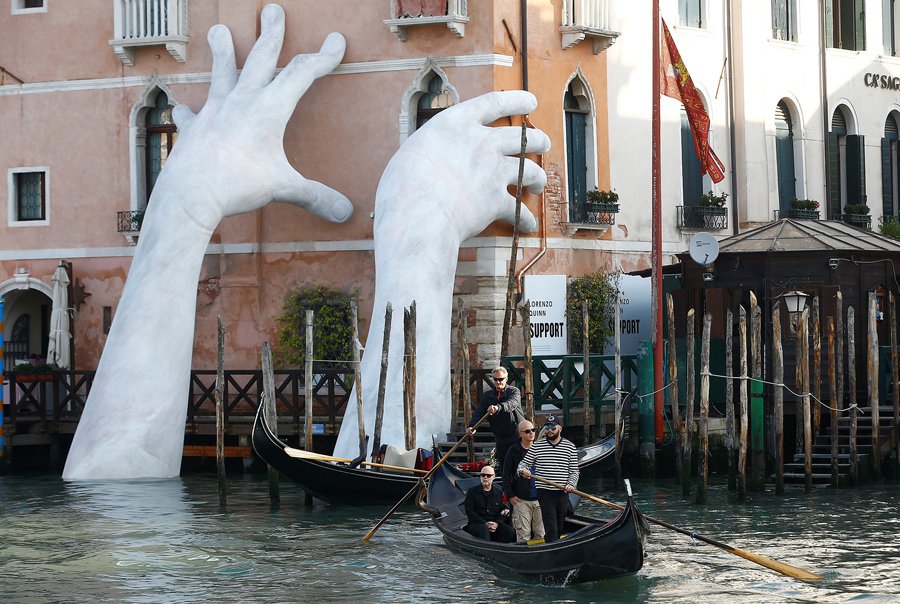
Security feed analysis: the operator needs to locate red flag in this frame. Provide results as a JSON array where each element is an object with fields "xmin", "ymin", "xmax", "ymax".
[{"xmin": 660, "ymin": 19, "xmax": 725, "ymax": 183}]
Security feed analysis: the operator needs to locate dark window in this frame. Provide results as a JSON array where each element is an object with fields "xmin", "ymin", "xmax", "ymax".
[
  {"xmin": 679, "ymin": 0, "xmax": 703, "ymax": 27},
  {"xmin": 103, "ymin": 306, "xmax": 113, "ymax": 335},
  {"xmin": 775, "ymin": 102, "xmax": 796, "ymax": 212},
  {"xmin": 883, "ymin": 114, "xmax": 899, "ymax": 217},
  {"xmin": 15, "ymin": 171, "xmax": 46, "ymax": 221},
  {"xmin": 681, "ymin": 111, "xmax": 704, "ymax": 206},
  {"xmin": 772, "ymin": 0, "xmax": 798, "ymax": 41},
  {"xmin": 565, "ymin": 89, "xmax": 588, "ymax": 221},
  {"xmin": 826, "ymin": 0, "xmax": 866, "ymax": 50},
  {"xmin": 885, "ymin": 0, "xmax": 897, "ymax": 55},
  {"xmin": 24, "ymin": 0, "xmax": 44, "ymax": 7},
  {"xmin": 415, "ymin": 74, "xmax": 452, "ymax": 130},
  {"xmin": 145, "ymin": 90, "xmax": 176, "ymax": 204}
]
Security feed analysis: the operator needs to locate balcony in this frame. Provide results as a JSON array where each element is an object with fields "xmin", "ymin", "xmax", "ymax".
[
  {"xmin": 117, "ymin": 210, "xmax": 144, "ymax": 245},
  {"xmin": 678, "ymin": 206, "xmax": 728, "ymax": 231},
  {"xmin": 384, "ymin": 0, "xmax": 468, "ymax": 41},
  {"xmin": 110, "ymin": 0, "xmax": 189, "ymax": 65},
  {"xmin": 561, "ymin": 201, "xmax": 618, "ymax": 235},
  {"xmin": 560, "ymin": 0, "xmax": 619, "ymax": 54}
]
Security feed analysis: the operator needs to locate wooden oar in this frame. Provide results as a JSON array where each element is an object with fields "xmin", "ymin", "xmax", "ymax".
[
  {"xmin": 363, "ymin": 412, "xmax": 490, "ymax": 541},
  {"xmin": 283, "ymin": 447, "xmax": 428, "ymax": 475},
  {"xmin": 533, "ymin": 476, "xmax": 821, "ymax": 581}
]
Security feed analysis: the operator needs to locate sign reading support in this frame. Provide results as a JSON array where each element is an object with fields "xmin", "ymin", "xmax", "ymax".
[
  {"xmin": 604, "ymin": 275, "xmax": 651, "ymax": 357},
  {"xmin": 524, "ymin": 275, "xmax": 567, "ymax": 355}
]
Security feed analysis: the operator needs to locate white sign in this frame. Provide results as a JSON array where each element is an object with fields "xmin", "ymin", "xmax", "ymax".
[
  {"xmin": 604, "ymin": 275, "xmax": 652, "ymax": 357},
  {"xmin": 524, "ymin": 275, "xmax": 567, "ymax": 355}
]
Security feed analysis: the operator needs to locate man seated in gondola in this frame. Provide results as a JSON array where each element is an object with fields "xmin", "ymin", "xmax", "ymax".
[{"xmin": 463, "ymin": 466, "xmax": 516, "ymax": 543}]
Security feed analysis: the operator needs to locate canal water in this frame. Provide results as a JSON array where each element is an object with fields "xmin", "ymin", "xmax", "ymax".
[{"xmin": 1, "ymin": 471, "xmax": 897, "ymax": 603}]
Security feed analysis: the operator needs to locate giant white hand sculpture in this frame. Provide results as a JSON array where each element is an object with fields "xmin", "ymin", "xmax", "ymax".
[
  {"xmin": 63, "ymin": 5, "xmax": 352, "ymax": 479},
  {"xmin": 333, "ymin": 91, "xmax": 550, "ymax": 458}
]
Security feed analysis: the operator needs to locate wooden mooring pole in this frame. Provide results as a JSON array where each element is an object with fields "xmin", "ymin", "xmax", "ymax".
[
  {"xmin": 403, "ymin": 302, "xmax": 417, "ymax": 450},
  {"xmin": 683, "ymin": 308, "xmax": 695, "ymax": 496},
  {"xmin": 519, "ymin": 303, "xmax": 534, "ymax": 423},
  {"xmin": 351, "ymin": 299, "xmax": 366, "ymax": 459},
  {"xmin": 304, "ymin": 310, "xmax": 315, "ymax": 453},
  {"xmin": 582, "ymin": 300, "xmax": 591, "ymax": 445},
  {"xmin": 738, "ymin": 306, "xmax": 748, "ymax": 503},
  {"xmin": 773, "ymin": 303, "xmax": 784, "ymax": 495},
  {"xmin": 750, "ymin": 293, "xmax": 765, "ymax": 491},
  {"xmin": 457, "ymin": 299, "xmax": 473, "ymax": 462},
  {"xmin": 614, "ymin": 297, "xmax": 623, "ymax": 483},
  {"xmin": 828, "ymin": 317, "xmax": 839, "ymax": 489},
  {"xmin": 697, "ymin": 313, "xmax": 711, "ymax": 504},
  {"xmin": 261, "ymin": 341, "xmax": 279, "ymax": 506},
  {"xmin": 800, "ymin": 307, "xmax": 812, "ymax": 494},
  {"xmin": 891, "ymin": 293, "xmax": 900, "ymax": 476},
  {"xmin": 215, "ymin": 316, "xmax": 227, "ymax": 507},
  {"xmin": 726, "ymin": 307, "xmax": 736, "ymax": 491},
  {"xmin": 812, "ymin": 297, "xmax": 822, "ymax": 435},
  {"xmin": 371, "ymin": 303, "xmax": 392, "ymax": 460},
  {"xmin": 868, "ymin": 292, "xmax": 881, "ymax": 478},
  {"xmin": 667, "ymin": 293, "xmax": 681, "ymax": 485},
  {"xmin": 848, "ymin": 307, "xmax": 859, "ymax": 484}
]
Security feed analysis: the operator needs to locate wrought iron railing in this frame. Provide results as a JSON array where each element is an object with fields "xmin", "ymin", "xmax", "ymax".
[
  {"xmin": 774, "ymin": 209, "xmax": 820, "ymax": 220},
  {"xmin": 569, "ymin": 202, "xmax": 618, "ymax": 225},
  {"xmin": 117, "ymin": 210, "xmax": 144, "ymax": 232},
  {"xmin": 677, "ymin": 205, "xmax": 728, "ymax": 230}
]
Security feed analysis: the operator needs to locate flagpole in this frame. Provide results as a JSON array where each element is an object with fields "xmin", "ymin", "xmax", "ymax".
[{"xmin": 651, "ymin": 1, "xmax": 664, "ymax": 445}]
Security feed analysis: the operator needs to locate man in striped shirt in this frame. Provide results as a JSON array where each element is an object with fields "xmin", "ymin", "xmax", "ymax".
[{"xmin": 517, "ymin": 415, "xmax": 579, "ymax": 542}]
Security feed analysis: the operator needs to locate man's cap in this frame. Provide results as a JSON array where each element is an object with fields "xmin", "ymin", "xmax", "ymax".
[{"xmin": 545, "ymin": 415, "xmax": 562, "ymax": 426}]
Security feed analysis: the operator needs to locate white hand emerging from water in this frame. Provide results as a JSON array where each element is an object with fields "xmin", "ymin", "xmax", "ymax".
[
  {"xmin": 333, "ymin": 91, "xmax": 550, "ymax": 458},
  {"xmin": 65, "ymin": 5, "xmax": 352, "ymax": 479}
]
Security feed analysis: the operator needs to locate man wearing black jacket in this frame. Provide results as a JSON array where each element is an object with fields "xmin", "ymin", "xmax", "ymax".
[
  {"xmin": 466, "ymin": 367, "xmax": 524, "ymax": 474},
  {"xmin": 502, "ymin": 420, "xmax": 545, "ymax": 542},
  {"xmin": 463, "ymin": 466, "xmax": 516, "ymax": 542}
]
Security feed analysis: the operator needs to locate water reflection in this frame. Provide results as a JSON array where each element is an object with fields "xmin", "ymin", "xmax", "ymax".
[{"xmin": 0, "ymin": 473, "xmax": 898, "ymax": 603}]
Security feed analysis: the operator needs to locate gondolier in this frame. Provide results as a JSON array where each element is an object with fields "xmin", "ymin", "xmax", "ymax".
[
  {"xmin": 517, "ymin": 415, "xmax": 579, "ymax": 543},
  {"xmin": 466, "ymin": 367, "xmax": 525, "ymax": 473}
]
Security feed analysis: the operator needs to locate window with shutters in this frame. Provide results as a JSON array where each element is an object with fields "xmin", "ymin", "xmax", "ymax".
[
  {"xmin": 882, "ymin": 113, "xmax": 900, "ymax": 217},
  {"xmin": 681, "ymin": 110, "xmax": 708, "ymax": 207},
  {"xmin": 8, "ymin": 167, "xmax": 49, "ymax": 226},
  {"xmin": 772, "ymin": 0, "xmax": 798, "ymax": 41},
  {"xmin": 826, "ymin": 0, "xmax": 866, "ymax": 50},
  {"xmin": 679, "ymin": 0, "xmax": 703, "ymax": 28},
  {"xmin": 826, "ymin": 106, "xmax": 868, "ymax": 221},
  {"xmin": 775, "ymin": 101, "xmax": 797, "ymax": 212},
  {"xmin": 145, "ymin": 90, "xmax": 176, "ymax": 205},
  {"xmin": 884, "ymin": 0, "xmax": 898, "ymax": 55},
  {"xmin": 564, "ymin": 75, "xmax": 598, "ymax": 225}
]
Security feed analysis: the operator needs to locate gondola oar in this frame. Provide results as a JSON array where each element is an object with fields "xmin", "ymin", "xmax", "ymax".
[
  {"xmin": 363, "ymin": 412, "xmax": 490, "ymax": 541},
  {"xmin": 283, "ymin": 448, "xmax": 429, "ymax": 475},
  {"xmin": 533, "ymin": 476, "xmax": 821, "ymax": 581}
]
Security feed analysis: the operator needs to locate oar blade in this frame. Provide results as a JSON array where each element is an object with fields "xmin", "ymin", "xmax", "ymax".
[{"xmin": 730, "ymin": 547, "xmax": 822, "ymax": 581}]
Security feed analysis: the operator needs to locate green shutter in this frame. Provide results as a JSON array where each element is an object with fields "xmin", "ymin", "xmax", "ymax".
[
  {"xmin": 682, "ymin": 112, "xmax": 703, "ymax": 206},
  {"xmin": 845, "ymin": 134, "xmax": 866, "ymax": 206},
  {"xmin": 884, "ymin": 0, "xmax": 895, "ymax": 55},
  {"xmin": 825, "ymin": 0, "xmax": 834, "ymax": 47},
  {"xmin": 883, "ymin": 138, "xmax": 894, "ymax": 217},
  {"xmin": 775, "ymin": 103, "xmax": 796, "ymax": 211},
  {"xmin": 855, "ymin": 0, "xmax": 866, "ymax": 50},
  {"xmin": 773, "ymin": 0, "xmax": 787, "ymax": 39},
  {"xmin": 826, "ymin": 132, "xmax": 841, "ymax": 217}
]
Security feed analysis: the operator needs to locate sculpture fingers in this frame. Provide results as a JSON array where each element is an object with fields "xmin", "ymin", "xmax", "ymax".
[
  {"xmin": 504, "ymin": 156, "xmax": 547, "ymax": 195},
  {"xmin": 493, "ymin": 126, "xmax": 552, "ymax": 156},
  {"xmin": 171, "ymin": 104, "xmax": 195, "ymax": 136},
  {"xmin": 275, "ymin": 168, "xmax": 354, "ymax": 223},
  {"xmin": 206, "ymin": 24, "xmax": 237, "ymax": 107},
  {"xmin": 263, "ymin": 32, "xmax": 346, "ymax": 118},
  {"xmin": 449, "ymin": 90, "xmax": 538, "ymax": 126},
  {"xmin": 495, "ymin": 192, "xmax": 539, "ymax": 233},
  {"xmin": 235, "ymin": 4, "xmax": 285, "ymax": 92}
]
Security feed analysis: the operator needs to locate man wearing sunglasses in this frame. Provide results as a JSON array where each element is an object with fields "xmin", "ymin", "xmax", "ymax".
[
  {"xmin": 466, "ymin": 367, "xmax": 525, "ymax": 475},
  {"xmin": 502, "ymin": 420, "xmax": 545, "ymax": 542},
  {"xmin": 517, "ymin": 415, "xmax": 579, "ymax": 543},
  {"xmin": 462, "ymin": 466, "xmax": 516, "ymax": 543}
]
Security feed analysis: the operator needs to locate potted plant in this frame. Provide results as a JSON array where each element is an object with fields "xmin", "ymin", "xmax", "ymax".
[
  {"xmin": 843, "ymin": 203, "xmax": 871, "ymax": 229},
  {"xmin": 11, "ymin": 362, "xmax": 57, "ymax": 382},
  {"xmin": 693, "ymin": 190, "xmax": 728, "ymax": 229},
  {"xmin": 581, "ymin": 188, "xmax": 619, "ymax": 224},
  {"xmin": 790, "ymin": 198, "xmax": 820, "ymax": 219},
  {"xmin": 699, "ymin": 190, "xmax": 728, "ymax": 208}
]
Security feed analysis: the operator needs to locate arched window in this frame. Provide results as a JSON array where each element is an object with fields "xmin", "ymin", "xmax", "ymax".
[
  {"xmin": 882, "ymin": 113, "xmax": 900, "ymax": 218},
  {"xmin": 681, "ymin": 109, "xmax": 705, "ymax": 206},
  {"xmin": 144, "ymin": 90, "xmax": 176, "ymax": 205},
  {"xmin": 415, "ymin": 73, "xmax": 453, "ymax": 130},
  {"xmin": 564, "ymin": 76, "xmax": 596, "ymax": 223},
  {"xmin": 775, "ymin": 101, "xmax": 797, "ymax": 212},
  {"xmin": 826, "ymin": 106, "xmax": 865, "ymax": 218}
]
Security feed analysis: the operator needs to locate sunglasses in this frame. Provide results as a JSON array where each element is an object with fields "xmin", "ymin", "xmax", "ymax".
[
  {"xmin": 520, "ymin": 428, "xmax": 536, "ymax": 434},
  {"xmin": 546, "ymin": 424, "xmax": 560, "ymax": 429},
  {"xmin": 492, "ymin": 377, "xmax": 507, "ymax": 382},
  {"xmin": 480, "ymin": 473, "xmax": 494, "ymax": 478}
]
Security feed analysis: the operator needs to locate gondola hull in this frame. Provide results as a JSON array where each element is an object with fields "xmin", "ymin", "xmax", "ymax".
[
  {"xmin": 426, "ymin": 462, "xmax": 647, "ymax": 583},
  {"xmin": 251, "ymin": 405, "xmax": 419, "ymax": 505}
]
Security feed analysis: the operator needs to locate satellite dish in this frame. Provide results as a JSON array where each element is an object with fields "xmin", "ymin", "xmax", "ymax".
[{"xmin": 689, "ymin": 232, "xmax": 719, "ymax": 266}]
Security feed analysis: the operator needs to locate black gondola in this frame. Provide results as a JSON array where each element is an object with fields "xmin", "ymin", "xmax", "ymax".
[
  {"xmin": 421, "ymin": 461, "xmax": 648, "ymax": 583},
  {"xmin": 251, "ymin": 403, "xmax": 625, "ymax": 505}
]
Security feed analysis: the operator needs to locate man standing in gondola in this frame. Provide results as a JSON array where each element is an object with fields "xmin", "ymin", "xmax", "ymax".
[
  {"xmin": 463, "ymin": 466, "xmax": 516, "ymax": 543},
  {"xmin": 503, "ymin": 419, "xmax": 545, "ymax": 543},
  {"xmin": 517, "ymin": 415, "xmax": 579, "ymax": 543},
  {"xmin": 466, "ymin": 367, "xmax": 524, "ymax": 474}
]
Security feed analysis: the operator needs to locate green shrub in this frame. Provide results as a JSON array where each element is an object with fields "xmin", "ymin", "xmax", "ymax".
[
  {"xmin": 879, "ymin": 216, "xmax": 900, "ymax": 239},
  {"xmin": 699, "ymin": 190, "xmax": 728, "ymax": 208},
  {"xmin": 791, "ymin": 198, "xmax": 819, "ymax": 211},
  {"xmin": 275, "ymin": 286, "xmax": 358, "ymax": 369},
  {"xmin": 843, "ymin": 203, "xmax": 870, "ymax": 215},
  {"xmin": 567, "ymin": 272, "xmax": 619, "ymax": 354},
  {"xmin": 586, "ymin": 188, "xmax": 619, "ymax": 205}
]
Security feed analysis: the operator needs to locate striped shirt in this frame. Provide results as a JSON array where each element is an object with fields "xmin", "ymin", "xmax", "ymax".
[{"xmin": 517, "ymin": 436, "xmax": 579, "ymax": 491}]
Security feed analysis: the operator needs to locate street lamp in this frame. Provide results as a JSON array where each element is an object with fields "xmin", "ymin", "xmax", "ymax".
[{"xmin": 778, "ymin": 290, "xmax": 810, "ymax": 335}]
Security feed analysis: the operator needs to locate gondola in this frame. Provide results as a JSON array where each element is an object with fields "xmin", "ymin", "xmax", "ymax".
[
  {"xmin": 251, "ymin": 403, "xmax": 625, "ymax": 505},
  {"xmin": 420, "ymin": 461, "xmax": 647, "ymax": 583},
  {"xmin": 251, "ymin": 404, "xmax": 421, "ymax": 505}
]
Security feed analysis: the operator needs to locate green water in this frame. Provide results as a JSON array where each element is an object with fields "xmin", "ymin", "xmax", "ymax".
[{"xmin": 0, "ymin": 472, "xmax": 897, "ymax": 603}]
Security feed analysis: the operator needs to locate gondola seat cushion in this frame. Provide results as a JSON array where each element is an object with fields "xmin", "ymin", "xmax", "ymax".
[{"xmin": 383, "ymin": 444, "xmax": 419, "ymax": 469}]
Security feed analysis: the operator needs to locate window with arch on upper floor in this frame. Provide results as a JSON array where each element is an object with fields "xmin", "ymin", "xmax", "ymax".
[
  {"xmin": 144, "ymin": 90, "xmax": 177, "ymax": 205},
  {"xmin": 415, "ymin": 73, "xmax": 454, "ymax": 130},
  {"xmin": 772, "ymin": 0, "xmax": 798, "ymax": 41},
  {"xmin": 679, "ymin": 0, "xmax": 703, "ymax": 28},
  {"xmin": 881, "ymin": 113, "xmax": 900, "ymax": 218},
  {"xmin": 564, "ymin": 77, "xmax": 597, "ymax": 223},
  {"xmin": 826, "ymin": 106, "xmax": 867, "ymax": 219},
  {"xmin": 775, "ymin": 101, "xmax": 797, "ymax": 213}
]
